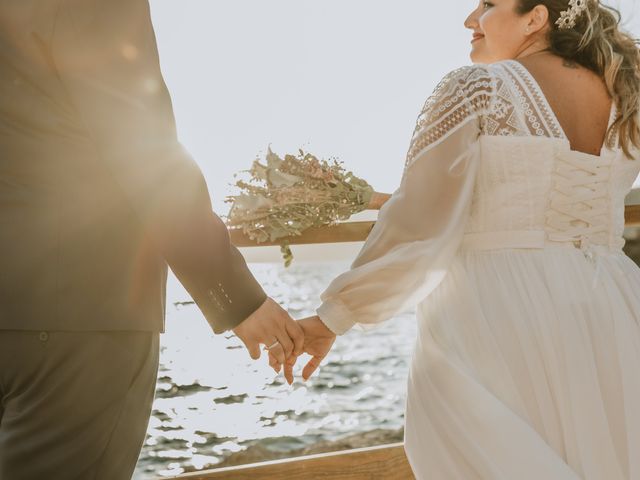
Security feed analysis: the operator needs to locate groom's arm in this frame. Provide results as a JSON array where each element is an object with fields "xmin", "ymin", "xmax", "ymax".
[{"xmin": 49, "ymin": 0, "xmax": 266, "ymax": 333}]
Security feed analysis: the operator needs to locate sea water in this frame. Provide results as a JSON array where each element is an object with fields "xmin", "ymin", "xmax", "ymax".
[{"xmin": 133, "ymin": 262, "xmax": 416, "ymax": 478}]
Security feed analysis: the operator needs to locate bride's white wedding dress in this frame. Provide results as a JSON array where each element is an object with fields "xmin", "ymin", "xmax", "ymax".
[{"xmin": 316, "ymin": 59, "xmax": 640, "ymax": 479}]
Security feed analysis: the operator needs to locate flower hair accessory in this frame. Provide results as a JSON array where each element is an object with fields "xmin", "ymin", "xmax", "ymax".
[{"xmin": 555, "ymin": 0, "xmax": 589, "ymax": 30}]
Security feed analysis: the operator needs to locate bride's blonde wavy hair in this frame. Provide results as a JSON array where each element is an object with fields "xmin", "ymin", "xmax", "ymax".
[{"xmin": 516, "ymin": 0, "xmax": 640, "ymax": 159}]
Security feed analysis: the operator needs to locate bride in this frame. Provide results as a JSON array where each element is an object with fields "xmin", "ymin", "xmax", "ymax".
[{"xmin": 269, "ymin": 0, "xmax": 640, "ymax": 478}]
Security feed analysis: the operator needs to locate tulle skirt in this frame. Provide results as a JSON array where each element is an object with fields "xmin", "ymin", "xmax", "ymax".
[{"xmin": 404, "ymin": 245, "xmax": 640, "ymax": 479}]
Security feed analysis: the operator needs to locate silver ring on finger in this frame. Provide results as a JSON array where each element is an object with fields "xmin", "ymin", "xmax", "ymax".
[{"xmin": 265, "ymin": 340, "xmax": 280, "ymax": 350}]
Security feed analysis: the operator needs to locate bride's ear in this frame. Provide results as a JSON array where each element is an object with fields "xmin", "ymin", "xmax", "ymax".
[{"xmin": 525, "ymin": 4, "xmax": 551, "ymax": 35}]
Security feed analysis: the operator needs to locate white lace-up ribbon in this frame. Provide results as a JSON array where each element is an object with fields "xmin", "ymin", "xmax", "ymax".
[
  {"xmin": 544, "ymin": 149, "xmax": 611, "ymax": 288},
  {"xmin": 460, "ymin": 149, "xmax": 618, "ymax": 289}
]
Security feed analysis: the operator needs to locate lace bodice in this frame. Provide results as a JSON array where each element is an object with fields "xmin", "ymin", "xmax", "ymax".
[
  {"xmin": 317, "ymin": 60, "xmax": 640, "ymax": 335},
  {"xmin": 406, "ymin": 60, "xmax": 639, "ymax": 252},
  {"xmin": 470, "ymin": 61, "xmax": 636, "ymax": 250}
]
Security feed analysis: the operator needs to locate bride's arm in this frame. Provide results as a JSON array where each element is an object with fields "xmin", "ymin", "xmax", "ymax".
[{"xmin": 316, "ymin": 65, "xmax": 494, "ymax": 335}]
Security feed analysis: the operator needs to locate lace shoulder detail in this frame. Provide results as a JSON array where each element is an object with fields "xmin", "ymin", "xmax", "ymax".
[
  {"xmin": 494, "ymin": 59, "xmax": 622, "ymax": 150},
  {"xmin": 405, "ymin": 65, "xmax": 493, "ymax": 169},
  {"xmin": 480, "ymin": 60, "xmax": 564, "ymax": 140},
  {"xmin": 484, "ymin": 60, "xmax": 622, "ymax": 151}
]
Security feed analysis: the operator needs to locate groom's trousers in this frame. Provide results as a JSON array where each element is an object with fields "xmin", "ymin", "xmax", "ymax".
[{"xmin": 0, "ymin": 330, "xmax": 159, "ymax": 480}]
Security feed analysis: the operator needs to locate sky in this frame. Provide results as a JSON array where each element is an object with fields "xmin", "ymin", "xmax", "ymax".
[{"xmin": 148, "ymin": 0, "xmax": 640, "ymax": 214}]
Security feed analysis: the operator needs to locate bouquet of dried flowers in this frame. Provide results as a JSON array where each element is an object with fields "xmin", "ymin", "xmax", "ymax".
[{"xmin": 225, "ymin": 147, "xmax": 374, "ymax": 266}]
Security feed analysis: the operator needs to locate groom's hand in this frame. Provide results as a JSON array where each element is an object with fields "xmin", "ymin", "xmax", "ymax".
[
  {"xmin": 232, "ymin": 297, "xmax": 303, "ymax": 365},
  {"xmin": 270, "ymin": 315, "xmax": 336, "ymax": 384}
]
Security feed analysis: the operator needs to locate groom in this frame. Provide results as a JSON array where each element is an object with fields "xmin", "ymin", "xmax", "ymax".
[{"xmin": 0, "ymin": 1, "xmax": 302, "ymax": 479}]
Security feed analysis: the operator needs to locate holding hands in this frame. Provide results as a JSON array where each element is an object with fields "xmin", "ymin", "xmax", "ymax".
[
  {"xmin": 232, "ymin": 297, "xmax": 304, "ymax": 367},
  {"xmin": 232, "ymin": 301, "xmax": 337, "ymax": 383},
  {"xmin": 268, "ymin": 315, "xmax": 337, "ymax": 384}
]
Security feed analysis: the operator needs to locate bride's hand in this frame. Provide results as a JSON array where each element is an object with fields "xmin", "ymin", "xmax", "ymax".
[{"xmin": 268, "ymin": 315, "xmax": 336, "ymax": 384}]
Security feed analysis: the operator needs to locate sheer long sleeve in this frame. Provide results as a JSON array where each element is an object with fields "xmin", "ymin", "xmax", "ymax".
[{"xmin": 316, "ymin": 65, "xmax": 493, "ymax": 335}]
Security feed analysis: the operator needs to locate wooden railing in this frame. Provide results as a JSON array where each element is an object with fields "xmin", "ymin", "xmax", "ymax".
[
  {"xmin": 170, "ymin": 199, "xmax": 640, "ymax": 479},
  {"xmin": 623, "ymin": 204, "xmax": 640, "ymax": 226},
  {"xmin": 174, "ymin": 443, "xmax": 414, "ymax": 480},
  {"xmin": 230, "ymin": 198, "xmax": 640, "ymax": 248}
]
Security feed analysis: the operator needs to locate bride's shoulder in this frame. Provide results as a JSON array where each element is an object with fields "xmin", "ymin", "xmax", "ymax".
[
  {"xmin": 426, "ymin": 63, "xmax": 498, "ymax": 116},
  {"xmin": 412, "ymin": 64, "xmax": 498, "ymax": 134},
  {"xmin": 442, "ymin": 61, "xmax": 500, "ymax": 78},
  {"xmin": 434, "ymin": 63, "xmax": 498, "ymax": 96}
]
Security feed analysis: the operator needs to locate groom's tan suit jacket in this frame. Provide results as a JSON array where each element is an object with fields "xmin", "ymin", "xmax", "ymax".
[{"xmin": 0, "ymin": 0, "xmax": 266, "ymax": 333}]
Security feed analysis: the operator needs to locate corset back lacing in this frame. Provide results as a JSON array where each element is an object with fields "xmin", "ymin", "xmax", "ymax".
[{"xmin": 545, "ymin": 149, "xmax": 612, "ymax": 288}]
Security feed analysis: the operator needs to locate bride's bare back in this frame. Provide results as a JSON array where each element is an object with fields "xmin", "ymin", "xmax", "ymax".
[{"xmin": 516, "ymin": 53, "xmax": 614, "ymax": 156}]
